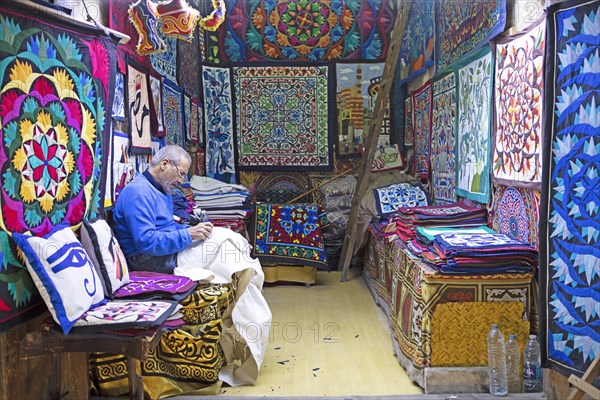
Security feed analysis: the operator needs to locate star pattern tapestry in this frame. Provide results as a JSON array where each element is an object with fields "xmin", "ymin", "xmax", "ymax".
[
  {"xmin": 540, "ymin": 0, "xmax": 600, "ymax": 379},
  {"xmin": 413, "ymin": 82, "xmax": 432, "ymax": 178},
  {"xmin": 162, "ymin": 78, "xmax": 184, "ymax": 147},
  {"xmin": 437, "ymin": 0, "xmax": 506, "ymax": 72},
  {"xmin": 0, "ymin": 5, "xmax": 116, "ymax": 331},
  {"xmin": 431, "ymin": 72, "xmax": 457, "ymax": 205},
  {"xmin": 455, "ymin": 45, "xmax": 494, "ymax": 204},
  {"xmin": 492, "ymin": 17, "xmax": 545, "ymax": 188},
  {"xmin": 234, "ymin": 65, "xmax": 333, "ymax": 170},
  {"xmin": 204, "ymin": 0, "xmax": 396, "ymax": 63},
  {"xmin": 202, "ymin": 65, "xmax": 235, "ymax": 183}
]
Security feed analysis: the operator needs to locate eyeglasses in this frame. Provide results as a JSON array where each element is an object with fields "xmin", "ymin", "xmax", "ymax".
[{"xmin": 168, "ymin": 160, "xmax": 187, "ymax": 180}]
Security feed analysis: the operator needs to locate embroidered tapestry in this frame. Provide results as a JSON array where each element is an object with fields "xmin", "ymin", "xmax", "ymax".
[
  {"xmin": 413, "ymin": 82, "xmax": 432, "ymax": 178},
  {"xmin": 202, "ymin": 65, "xmax": 236, "ymax": 183},
  {"xmin": 204, "ymin": 0, "xmax": 395, "ymax": 63},
  {"xmin": 112, "ymin": 131, "xmax": 136, "ymax": 205},
  {"xmin": 150, "ymin": 36, "xmax": 177, "ymax": 83},
  {"xmin": 492, "ymin": 17, "xmax": 545, "ymax": 188},
  {"xmin": 127, "ymin": 61, "xmax": 152, "ymax": 154},
  {"xmin": 336, "ymin": 63, "xmax": 389, "ymax": 157},
  {"xmin": 162, "ymin": 78, "xmax": 184, "ymax": 147},
  {"xmin": 455, "ymin": 45, "xmax": 494, "ymax": 204},
  {"xmin": 177, "ymin": 31, "xmax": 201, "ymax": 99},
  {"xmin": 112, "ymin": 72, "xmax": 126, "ymax": 121},
  {"xmin": 149, "ymin": 73, "xmax": 165, "ymax": 136},
  {"xmin": 437, "ymin": 0, "xmax": 506, "ymax": 72},
  {"xmin": 490, "ymin": 184, "xmax": 540, "ymax": 250},
  {"xmin": 110, "ymin": 0, "xmax": 150, "ymax": 73},
  {"xmin": 183, "ymin": 94, "xmax": 191, "ymax": 143},
  {"xmin": 0, "ymin": 5, "xmax": 117, "ymax": 331},
  {"xmin": 404, "ymin": 93, "xmax": 414, "ymax": 147},
  {"xmin": 431, "ymin": 72, "xmax": 457, "ymax": 205},
  {"xmin": 190, "ymin": 98, "xmax": 200, "ymax": 144},
  {"xmin": 391, "ymin": 82, "xmax": 406, "ymax": 150},
  {"xmin": 234, "ymin": 65, "xmax": 333, "ymax": 170},
  {"xmin": 540, "ymin": 0, "xmax": 600, "ymax": 379},
  {"xmin": 373, "ymin": 182, "xmax": 431, "ymax": 217},
  {"xmin": 250, "ymin": 203, "xmax": 328, "ymax": 269},
  {"xmin": 251, "ymin": 171, "xmax": 311, "ymax": 204},
  {"xmin": 396, "ymin": 0, "xmax": 435, "ymax": 83}
]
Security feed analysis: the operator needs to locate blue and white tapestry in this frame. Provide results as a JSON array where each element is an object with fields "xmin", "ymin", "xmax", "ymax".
[
  {"xmin": 162, "ymin": 79, "xmax": 184, "ymax": 147},
  {"xmin": 540, "ymin": 0, "xmax": 600, "ymax": 379},
  {"xmin": 150, "ymin": 36, "xmax": 177, "ymax": 83}
]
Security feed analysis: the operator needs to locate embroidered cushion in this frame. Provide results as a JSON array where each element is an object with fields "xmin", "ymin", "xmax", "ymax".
[
  {"xmin": 80, "ymin": 219, "xmax": 130, "ymax": 298},
  {"xmin": 12, "ymin": 224, "xmax": 106, "ymax": 334}
]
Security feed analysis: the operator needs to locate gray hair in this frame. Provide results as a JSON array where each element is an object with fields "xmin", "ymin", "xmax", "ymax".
[{"xmin": 150, "ymin": 145, "xmax": 192, "ymax": 167}]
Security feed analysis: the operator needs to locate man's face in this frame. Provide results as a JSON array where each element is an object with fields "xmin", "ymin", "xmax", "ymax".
[{"xmin": 161, "ymin": 157, "xmax": 190, "ymax": 193}]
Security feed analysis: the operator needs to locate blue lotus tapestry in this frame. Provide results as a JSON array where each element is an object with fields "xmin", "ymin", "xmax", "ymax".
[
  {"xmin": 437, "ymin": 0, "xmax": 506, "ymax": 72},
  {"xmin": 203, "ymin": 66, "xmax": 236, "ymax": 183},
  {"xmin": 540, "ymin": 0, "xmax": 600, "ymax": 380},
  {"xmin": 396, "ymin": 0, "xmax": 435, "ymax": 84},
  {"xmin": 204, "ymin": 0, "xmax": 396, "ymax": 63},
  {"xmin": 455, "ymin": 45, "xmax": 494, "ymax": 204},
  {"xmin": 234, "ymin": 65, "xmax": 333, "ymax": 170},
  {"xmin": 0, "ymin": 4, "xmax": 117, "ymax": 331},
  {"xmin": 431, "ymin": 72, "xmax": 457, "ymax": 205},
  {"xmin": 492, "ymin": 17, "xmax": 545, "ymax": 188},
  {"xmin": 162, "ymin": 78, "xmax": 184, "ymax": 147}
]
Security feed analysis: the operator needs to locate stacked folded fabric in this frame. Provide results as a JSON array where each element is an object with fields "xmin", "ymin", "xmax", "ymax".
[
  {"xmin": 383, "ymin": 201, "xmax": 488, "ymax": 242},
  {"xmin": 189, "ymin": 175, "xmax": 253, "ymax": 222}
]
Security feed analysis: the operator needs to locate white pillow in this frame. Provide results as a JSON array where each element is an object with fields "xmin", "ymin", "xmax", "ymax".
[
  {"xmin": 13, "ymin": 224, "xmax": 106, "ymax": 334},
  {"xmin": 80, "ymin": 219, "xmax": 130, "ymax": 297}
]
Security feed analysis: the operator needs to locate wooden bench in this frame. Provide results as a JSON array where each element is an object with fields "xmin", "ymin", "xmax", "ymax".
[{"xmin": 20, "ymin": 325, "xmax": 163, "ymax": 400}]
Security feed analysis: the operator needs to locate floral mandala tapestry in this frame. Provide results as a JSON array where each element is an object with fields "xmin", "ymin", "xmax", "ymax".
[
  {"xmin": 0, "ymin": 6, "xmax": 116, "ymax": 331},
  {"xmin": 234, "ymin": 65, "xmax": 333, "ymax": 170},
  {"xmin": 205, "ymin": 0, "xmax": 395, "ymax": 63},
  {"xmin": 493, "ymin": 17, "xmax": 545, "ymax": 188},
  {"xmin": 490, "ymin": 184, "xmax": 540, "ymax": 250},
  {"xmin": 540, "ymin": 0, "xmax": 600, "ymax": 379},
  {"xmin": 455, "ymin": 45, "xmax": 494, "ymax": 204}
]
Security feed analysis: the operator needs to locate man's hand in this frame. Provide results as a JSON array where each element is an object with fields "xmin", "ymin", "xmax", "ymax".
[{"xmin": 188, "ymin": 222, "xmax": 213, "ymax": 241}]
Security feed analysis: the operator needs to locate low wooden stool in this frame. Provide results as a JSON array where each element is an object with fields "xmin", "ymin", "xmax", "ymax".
[
  {"xmin": 20, "ymin": 326, "xmax": 163, "ymax": 400},
  {"xmin": 567, "ymin": 354, "xmax": 600, "ymax": 400}
]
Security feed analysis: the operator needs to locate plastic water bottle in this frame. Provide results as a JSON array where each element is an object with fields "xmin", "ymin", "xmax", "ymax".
[
  {"xmin": 487, "ymin": 324, "xmax": 508, "ymax": 396},
  {"xmin": 523, "ymin": 334, "xmax": 542, "ymax": 392},
  {"xmin": 505, "ymin": 333, "xmax": 521, "ymax": 393}
]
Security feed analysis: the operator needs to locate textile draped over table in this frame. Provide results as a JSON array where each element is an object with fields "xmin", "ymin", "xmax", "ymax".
[
  {"xmin": 0, "ymin": 4, "xmax": 117, "ymax": 331},
  {"xmin": 540, "ymin": 0, "xmax": 600, "ymax": 380}
]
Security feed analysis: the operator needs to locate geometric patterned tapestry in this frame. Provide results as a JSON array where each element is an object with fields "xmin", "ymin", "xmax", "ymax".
[
  {"xmin": 151, "ymin": 36, "xmax": 177, "ymax": 84},
  {"xmin": 204, "ymin": 0, "xmax": 396, "ymax": 63},
  {"xmin": 490, "ymin": 184, "xmax": 540, "ymax": 250},
  {"xmin": 455, "ymin": 45, "xmax": 494, "ymax": 204},
  {"xmin": 162, "ymin": 79, "xmax": 184, "ymax": 147},
  {"xmin": 437, "ymin": 0, "xmax": 506, "ymax": 72},
  {"xmin": 431, "ymin": 72, "xmax": 457, "ymax": 204},
  {"xmin": 492, "ymin": 17, "xmax": 545, "ymax": 188},
  {"xmin": 540, "ymin": 0, "xmax": 600, "ymax": 379},
  {"xmin": 413, "ymin": 81, "xmax": 432, "ymax": 179},
  {"xmin": 202, "ymin": 65, "xmax": 236, "ymax": 183},
  {"xmin": 233, "ymin": 65, "xmax": 332, "ymax": 171},
  {"xmin": 0, "ymin": 5, "xmax": 117, "ymax": 331}
]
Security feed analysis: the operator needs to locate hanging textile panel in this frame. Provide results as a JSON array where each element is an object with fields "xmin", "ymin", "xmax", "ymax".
[
  {"xmin": 335, "ymin": 63, "xmax": 389, "ymax": 157},
  {"xmin": 127, "ymin": 61, "xmax": 152, "ymax": 155},
  {"xmin": 412, "ymin": 82, "xmax": 432, "ymax": 179},
  {"xmin": 541, "ymin": 0, "xmax": 600, "ymax": 379},
  {"xmin": 396, "ymin": 0, "xmax": 435, "ymax": 83},
  {"xmin": 492, "ymin": 18, "xmax": 545, "ymax": 188},
  {"xmin": 177, "ymin": 31, "xmax": 201, "ymax": 99},
  {"xmin": 190, "ymin": 98, "xmax": 200, "ymax": 144},
  {"xmin": 437, "ymin": 0, "xmax": 506, "ymax": 72},
  {"xmin": 183, "ymin": 94, "xmax": 191, "ymax": 143},
  {"xmin": 0, "ymin": 5, "xmax": 117, "ymax": 331},
  {"xmin": 431, "ymin": 72, "xmax": 457, "ymax": 205},
  {"xmin": 109, "ymin": 0, "xmax": 151, "ymax": 73},
  {"xmin": 390, "ymin": 82, "xmax": 406, "ymax": 150},
  {"xmin": 204, "ymin": 0, "xmax": 395, "ymax": 63},
  {"xmin": 150, "ymin": 36, "xmax": 178, "ymax": 83},
  {"xmin": 112, "ymin": 131, "xmax": 136, "ymax": 205},
  {"xmin": 455, "ymin": 45, "xmax": 494, "ymax": 204},
  {"xmin": 251, "ymin": 171, "xmax": 311, "ymax": 204},
  {"xmin": 490, "ymin": 184, "xmax": 540, "ymax": 250},
  {"xmin": 162, "ymin": 79, "xmax": 184, "ymax": 147},
  {"xmin": 404, "ymin": 94, "xmax": 414, "ymax": 146},
  {"xmin": 234, "ymin": 65, "xmax": 333, "ymax": 170},
  {"xmin": 112, "ymin": 71, "xmax": 126, "ymax": 121},
  {"xmin": 149, "ymin": 73, "xmax": 165, "ymax": 137},
  {"xmin": 202, "ymin": 66, "xmax": 236, "ymax": 184}
]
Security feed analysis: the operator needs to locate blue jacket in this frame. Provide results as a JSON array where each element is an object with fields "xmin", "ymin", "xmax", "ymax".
[{"xmin": 113, "ymin": 173, "xmax": 192, "ymax": 258}]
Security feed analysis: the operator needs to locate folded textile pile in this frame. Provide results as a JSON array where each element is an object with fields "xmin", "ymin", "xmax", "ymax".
[
  {"xmin": 189, "ymin": 175, "xmax": 253, "ymax": 224},
  {"xmin": 383, "ymin": 201, "xmax": 488, "ymax": 242}
]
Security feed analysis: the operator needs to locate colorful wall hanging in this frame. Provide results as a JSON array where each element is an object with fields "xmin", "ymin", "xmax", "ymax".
[
  {"xmin": 112, "ymin": 72, "xmax": 126, "ymax": 121},
  {"xmin": 202, "ymin": 65, "xmax": 235, "ymax": 183},
  {"xmin": 335, "ymin": 63, "xmax": 389, "ymax": 157},
  {"xmin": 149, "ymin": 73, "xmax": 165, "ymax": 136},
  {"xmin": 0, "ymin": 4, "xmax": 117, "ymax": 331},
  {"xmin": 396, "ymin": 0, "xmax": 435, "ymax": 83},
  {"xmin": 177, "ymin": 30, "xmax": 201, "ymax": 98},
  {"xmin": 151, "ymin": 36, "xmax": 178, "ymax": 83},
  {"xmin": 198, "ymin": 0, "xmax": 226, "ymax": 31},
  {"xmin": 492, "ymin": 17, "xmax": 545, "ymax": 188},
  {"xmin": 490, "ymin": 184, "xmax": 540, "ymax": 250},
  {"xmin": 128, "ymin": 0, "xmax": 166, "ymax": 56},
  {"xmin": 157, "ymin": 0, "xmax": 201, "ymax": 41},
  {"xmin": 404, "ymin": 94, "xmax": 414, "ymax": 146},
  {"xmin": 540, "ymin": 0, "xmax": 600, "ymax": 380},
  {"xmin": 234, "ymin": 65, "xmax": 333, "ymax": 171},
  {"xmin": 455, "ymin": 45, "xmax": 494, "ymax": 204},
  {"xmin": 126, "ymin": 61, "xmax": 152, "ymax": 154},
  {"xmin": 431, "ymin": 72, "xmax": 457, "ymax": 205},
  {"xmin": 412, "ymin": 81, "xmax": 433, "ymax": 178},
  {"xmin": 110, "ymin": 0, "xmax": 151, "ymax": 73},
  {"xmin": 190, "ymin": 97, "xmax": 200, "ymax": 144},
  {"xmin": 112, "ymin": 131, "xmax": 136, "ymax": 205},
  {"xmin": 390, "ymin": 82, "xmax": 406, "ymax": 150},
  {"xmin": 437, "ymin": 0, "xmax": 506, "ymax": 72},
  {"xmin": 162, "ymin": 78, "xmax": 185, "ymax": 146},
  {"xmin": 183, "ymin": 94, "xmax": 191, "ymax": 142},
  {"xmin": 204, "ymin": 0, "xmax": 395, "ymax": 63}
]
